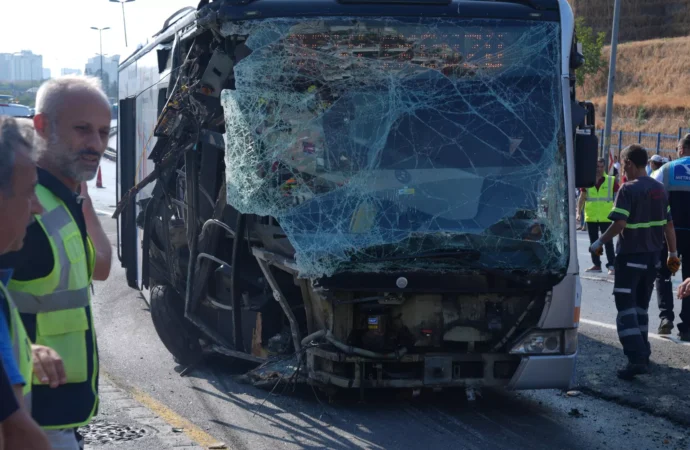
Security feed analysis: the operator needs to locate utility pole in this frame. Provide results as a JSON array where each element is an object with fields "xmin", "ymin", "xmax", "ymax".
[
  {"xmin": 602, "ymin": 0, "xmax": 622, "ymax": 171},
  {"xmin": 91, "ymin": 26, "xmax": 110, "ymax": 86},
  {"xmin": 110, "ymin": 0, "xmax": 136, "ymax": 47}
]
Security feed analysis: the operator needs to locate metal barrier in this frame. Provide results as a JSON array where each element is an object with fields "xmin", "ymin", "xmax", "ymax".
[{"xmin": 597, "ymin": 127, "xmax": 690, "ymax": 160}]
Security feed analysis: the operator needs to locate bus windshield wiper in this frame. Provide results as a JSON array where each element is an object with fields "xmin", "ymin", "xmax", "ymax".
[{"xmin": 489, "ymin": 0, "xmax": 549, "ymax": 10}]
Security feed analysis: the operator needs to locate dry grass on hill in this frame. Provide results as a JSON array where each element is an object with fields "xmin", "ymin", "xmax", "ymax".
[
  {"xmin": 580, "ymin": 36, "xmax": 690, "ymax": 133},
  {"xmin": 568, "ymin": 0, "xmax": 690, "ymax": 42}
]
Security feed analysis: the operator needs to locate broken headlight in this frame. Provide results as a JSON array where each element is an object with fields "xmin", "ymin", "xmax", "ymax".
[{"xmin": 510, "ymin": 329, "xmax": 577, "ymax": 355}]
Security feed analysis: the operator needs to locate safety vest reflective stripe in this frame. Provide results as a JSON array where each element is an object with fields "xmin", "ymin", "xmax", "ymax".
[
  {"xmin": 11, "ymin": 288, "xmax": 90, "ymax": 314},
  {"xmin": 0, "ymin": 283, "xmax": 33, "ymax": 409},
  {"xmin": 585, "ymin": 175, "xmax": 614, "ymax": 222},
  {"xmin": 626, "ymin": 220, "xmax": 668, "ymax": 229},
  {"xmin": 8, "ymin": 184, "xmax": 97, "ymax": 429},
  {"xmin": 10, "ymin": 204, "xmax": 91, "ymax": 314}
]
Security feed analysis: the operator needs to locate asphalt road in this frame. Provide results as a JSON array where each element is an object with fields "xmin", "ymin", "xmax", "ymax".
[{"xmin": 90, "ymin": 216, "xmax": 690, "ymax": 450}]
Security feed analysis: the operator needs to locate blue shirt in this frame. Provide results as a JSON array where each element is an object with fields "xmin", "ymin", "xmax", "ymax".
[
  {"xmin": 0, "ymin": 268, "xmax": 24, "ymax": 386},
  {"xmin": 653, "ymin": 156, "xmax": 690, "ymax": 232},
  {"xmin": 0, "ymin": 269, "xmax": 13, "ymax": 286}
]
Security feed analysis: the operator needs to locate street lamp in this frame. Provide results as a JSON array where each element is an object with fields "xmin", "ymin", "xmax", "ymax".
[
  {"xmin": 109, "ymin": 0, "xmax": 135, "ymax": 47},
  {"xmin": 91, "ymin": 26, "xmax": 110, "ymax": 86}
]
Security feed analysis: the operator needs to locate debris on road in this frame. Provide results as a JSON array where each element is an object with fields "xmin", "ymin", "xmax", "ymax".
[
  {"xmin": 568, "ymin": 408, "xmax": 585, "ymax": 418},
  {"xmin": 209, "ymin": 443, "xmax": 228, "ymax": 449},
  {"xmin": 566, "ymin": 390, "xmax": 582, "ymax": 397},
  {"xmin": 237, "ymin": 355, "xmax": 303, "ymax": 389}
]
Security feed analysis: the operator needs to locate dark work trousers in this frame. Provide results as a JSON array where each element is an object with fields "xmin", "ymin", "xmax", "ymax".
[
  {"xmin": 587, "ymin": 222, "xmax": 616, "ymax": 269},
  {"xmin": 614, "ymin": 252, "xmax": 659, "ymax": 364},
  {"xmin": 657, "ymin": 231, "xmax": 690, "ymax": 331}
]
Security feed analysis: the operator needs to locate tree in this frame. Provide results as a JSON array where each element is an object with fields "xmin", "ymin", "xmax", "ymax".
[{"xmin": 574, "ymin": 17, "xmax": 606, "ymax": 91}]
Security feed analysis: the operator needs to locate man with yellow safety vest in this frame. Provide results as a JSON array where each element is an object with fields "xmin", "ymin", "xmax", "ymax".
[
  {"xmin": 0, "ymin": 115, "xmax": 51, "ymax": 450},
  {"xmin": 577, "ymin": 157, "xmax": 619, "ymax": 275},
  {"xmin": 1, "ymin": 76, "xmax": 113, "ymax": 450}
]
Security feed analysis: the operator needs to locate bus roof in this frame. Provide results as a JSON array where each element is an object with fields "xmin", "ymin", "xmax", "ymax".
[{"xmin": 120, "ymin": 0, "xmax": 562, "ymax": 70}]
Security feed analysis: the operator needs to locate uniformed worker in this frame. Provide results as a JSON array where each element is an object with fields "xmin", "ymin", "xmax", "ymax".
[
  {"xmin": 589, "ymin": 144, "xmax": 679, "ymax": 380},
  {"xmin": 652, "ymin": 133, "xmax": 690, "ymax": 341},
  {"xmin": 1, "ymin": 76, "xmax": 113, "ymax": 450},
  {"xmin": 0, "ymin": 115, "xmax": 51, "ymax": 450},
  {"xmin": 577, "ymin": 157, "xmax": 619, "ymax": 275}
]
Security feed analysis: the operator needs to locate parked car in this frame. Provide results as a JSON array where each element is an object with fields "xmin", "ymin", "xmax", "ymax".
[{"xmin": 0, "ymin": 102, "xmax": 33, "ymax": 118}]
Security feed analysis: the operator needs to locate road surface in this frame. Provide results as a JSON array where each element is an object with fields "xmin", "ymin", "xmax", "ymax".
[{"xmin": 86, "ymin": 163, "xmax": 690, "ymax": 449}]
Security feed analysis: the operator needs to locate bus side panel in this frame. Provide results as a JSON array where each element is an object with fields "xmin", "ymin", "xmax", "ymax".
[
  {"xmin": 118, "ymin": 97, "xmax": 139, "ymax": 289},
  {"xmin": 117, "ymin": 49, "xmax": 163, "ymax": 292},
  {"xmin": 134, "ymin": 51, "xmax": 161, "ymax": 296},
  {"xmin": 117, "ymin": 62, "xmax": 140, "ymax": 287}
]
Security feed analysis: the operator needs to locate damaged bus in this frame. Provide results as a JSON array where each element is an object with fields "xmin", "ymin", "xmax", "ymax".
[{"xmin": 115, "ymin": 0, "xmax": 598, "ymax": 393}]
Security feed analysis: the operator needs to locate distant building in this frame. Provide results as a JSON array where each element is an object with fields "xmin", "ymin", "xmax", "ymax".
[
  {"xmin": 42, "ymin": 68, "xmax": 51, "ymax": 79},
  {"xmin": 85, "ymin": 55, "xmax": 119, "ymax": 86},
  {"xmin": 0, "ymin": 51, "xmax": 43, "ymax": 82},
  {"xmin": 60, "ymin": 68, "xmax": 82, "ymax": 76},
  {"xmin": 0, "ymin": 54, "xmax": 12, "ymax": 81}
]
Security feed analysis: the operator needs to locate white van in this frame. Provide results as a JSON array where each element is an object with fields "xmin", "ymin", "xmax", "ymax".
[{"xmin": 0, "ymin": 102, "xmax": 33, "ymax": 118}]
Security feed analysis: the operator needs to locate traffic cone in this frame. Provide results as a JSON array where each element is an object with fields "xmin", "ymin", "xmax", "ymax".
[{"xmin": 96, "ymin": 166, "xmax": 105, "ymax": 189}]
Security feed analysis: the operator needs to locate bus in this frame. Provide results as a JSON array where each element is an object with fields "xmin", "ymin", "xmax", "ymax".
[{"xmin": 116, "ymin": 0, "xmax": 598, "ymax": 394}]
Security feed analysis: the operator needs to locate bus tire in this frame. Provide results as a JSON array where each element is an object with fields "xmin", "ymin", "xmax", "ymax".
[{"xmin": 150, "ymin": 284, "xmax": 203, "ymax": 366}]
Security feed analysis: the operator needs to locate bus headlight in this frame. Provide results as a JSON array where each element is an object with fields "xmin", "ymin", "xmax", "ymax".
[{"xmin": 510, "ymin": 329, "xmax": 578, "ymax": 355}]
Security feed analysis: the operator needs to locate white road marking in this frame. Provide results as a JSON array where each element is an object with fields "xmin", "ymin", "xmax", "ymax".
[
  {"xmin": 96, "ymin": 209, "xmax": 114, "ymax": 216},
  {"xmin": 580, "ymin": 318, "xmax": 690, "ymax": 346},
  {"xmin": 581, "ymin": 275, "xmax": 614, "ymax": 283}
]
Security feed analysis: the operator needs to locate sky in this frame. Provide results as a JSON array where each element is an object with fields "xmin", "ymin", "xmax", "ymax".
[{"xmin": 0, "ymin": 0, "xmax": 197, "ymax": 77}]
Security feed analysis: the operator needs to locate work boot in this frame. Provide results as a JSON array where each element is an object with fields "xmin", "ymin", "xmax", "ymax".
[
  {"xmin": 585, "ymin": 266, "xmax": 602, "ymax": 273},
  {"xmin": 679, "ymin": 330, "xmax": 690, "ymax": 342},
  {"xmin": 658, "ymin": 319, "xmax": 673, "ymax": 335},
  {"xmin": 617, "ymin": 362, "xmax": 649, "ymax": 380}
]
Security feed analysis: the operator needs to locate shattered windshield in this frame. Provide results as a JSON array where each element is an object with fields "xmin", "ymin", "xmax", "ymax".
[{"xmin": 221, "ymin": 17, "xmax": 568, "ymax": 279}]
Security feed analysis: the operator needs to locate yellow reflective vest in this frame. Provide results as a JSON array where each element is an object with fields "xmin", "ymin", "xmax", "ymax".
[
  {"xmin": 8, "ymin": 184, "xmax": 98, "ymax": 429},
  {"xmin": 584, "ymin": 175, "xmax": 615, "ymax": 223},
  {"xmin": 0, "ymin": 282, "xmax": 33, "ymax": 407}
]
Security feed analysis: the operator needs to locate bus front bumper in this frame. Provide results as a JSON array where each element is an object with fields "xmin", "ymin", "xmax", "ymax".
[{"xmin": 306, "ymin": 347, "xmax": 578, "ymax": 390}]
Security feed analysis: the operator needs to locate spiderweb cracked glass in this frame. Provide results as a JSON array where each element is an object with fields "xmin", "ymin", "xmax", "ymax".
[{"xmin": 221, "ymin": 18, "xmax": 568, "ymax": 279}]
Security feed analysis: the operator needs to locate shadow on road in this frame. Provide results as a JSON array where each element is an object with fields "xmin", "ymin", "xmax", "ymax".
[
  {"xmin": 170, "ymin": 348, "xmax": 681, "ymax": 450},
  {"xmin": 576, "ymin": 333, "xmax": 690, "ymax": 427}
]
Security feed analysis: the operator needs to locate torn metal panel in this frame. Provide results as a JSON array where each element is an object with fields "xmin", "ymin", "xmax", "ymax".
[{"xmin": 221, "ymin": 17, "xmax": 568, "ymax": 279}]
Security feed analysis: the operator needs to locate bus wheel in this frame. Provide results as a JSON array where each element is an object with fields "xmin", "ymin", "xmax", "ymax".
[{"xmin": 150, "ymin": 284, "xmax": 203, "ymax": 366}]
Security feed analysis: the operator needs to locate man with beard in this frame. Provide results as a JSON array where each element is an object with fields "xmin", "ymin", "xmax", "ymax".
[{"xmin": 0, "ymin": 76, "xmax": 112, "ymax": 450}]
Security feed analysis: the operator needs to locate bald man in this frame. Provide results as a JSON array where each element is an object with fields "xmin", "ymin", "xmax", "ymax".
[{"xmin": 0, "ymin": 75, "xmax": 113, "ymax": 450}]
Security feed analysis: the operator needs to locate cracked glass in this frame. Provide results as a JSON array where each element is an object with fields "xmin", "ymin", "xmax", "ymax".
[{"xmin": 221, "ymin": 17, "xmax": 568, "ymax": 279}]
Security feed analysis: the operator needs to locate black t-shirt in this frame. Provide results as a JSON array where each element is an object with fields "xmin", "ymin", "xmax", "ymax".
[
  {"xmin": 608, "ymin": 176, "xmax": 671, "ymax": 255},
  {"xmin": 0, "ymin": 358, "xmax": 19, "ymax": 422}
]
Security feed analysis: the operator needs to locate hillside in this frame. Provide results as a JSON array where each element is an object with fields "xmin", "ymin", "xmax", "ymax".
[
  {"xmin": 582, "ymin": 35, "xmax": 690, "ymax": 133},
  {"xmin": 569, "ymin": 0, "xmax": 690, "ymax": 42}
]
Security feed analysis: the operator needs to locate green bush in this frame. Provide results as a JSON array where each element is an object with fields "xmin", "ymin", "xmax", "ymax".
[{"xmin": 575, "ymin": 17, "xmax": 606, "ymax": 91}]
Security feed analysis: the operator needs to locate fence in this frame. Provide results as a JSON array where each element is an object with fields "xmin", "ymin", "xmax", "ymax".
[{"xmin": 596, "ymin": 127, "xmax": 690, "ymax": 160}]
